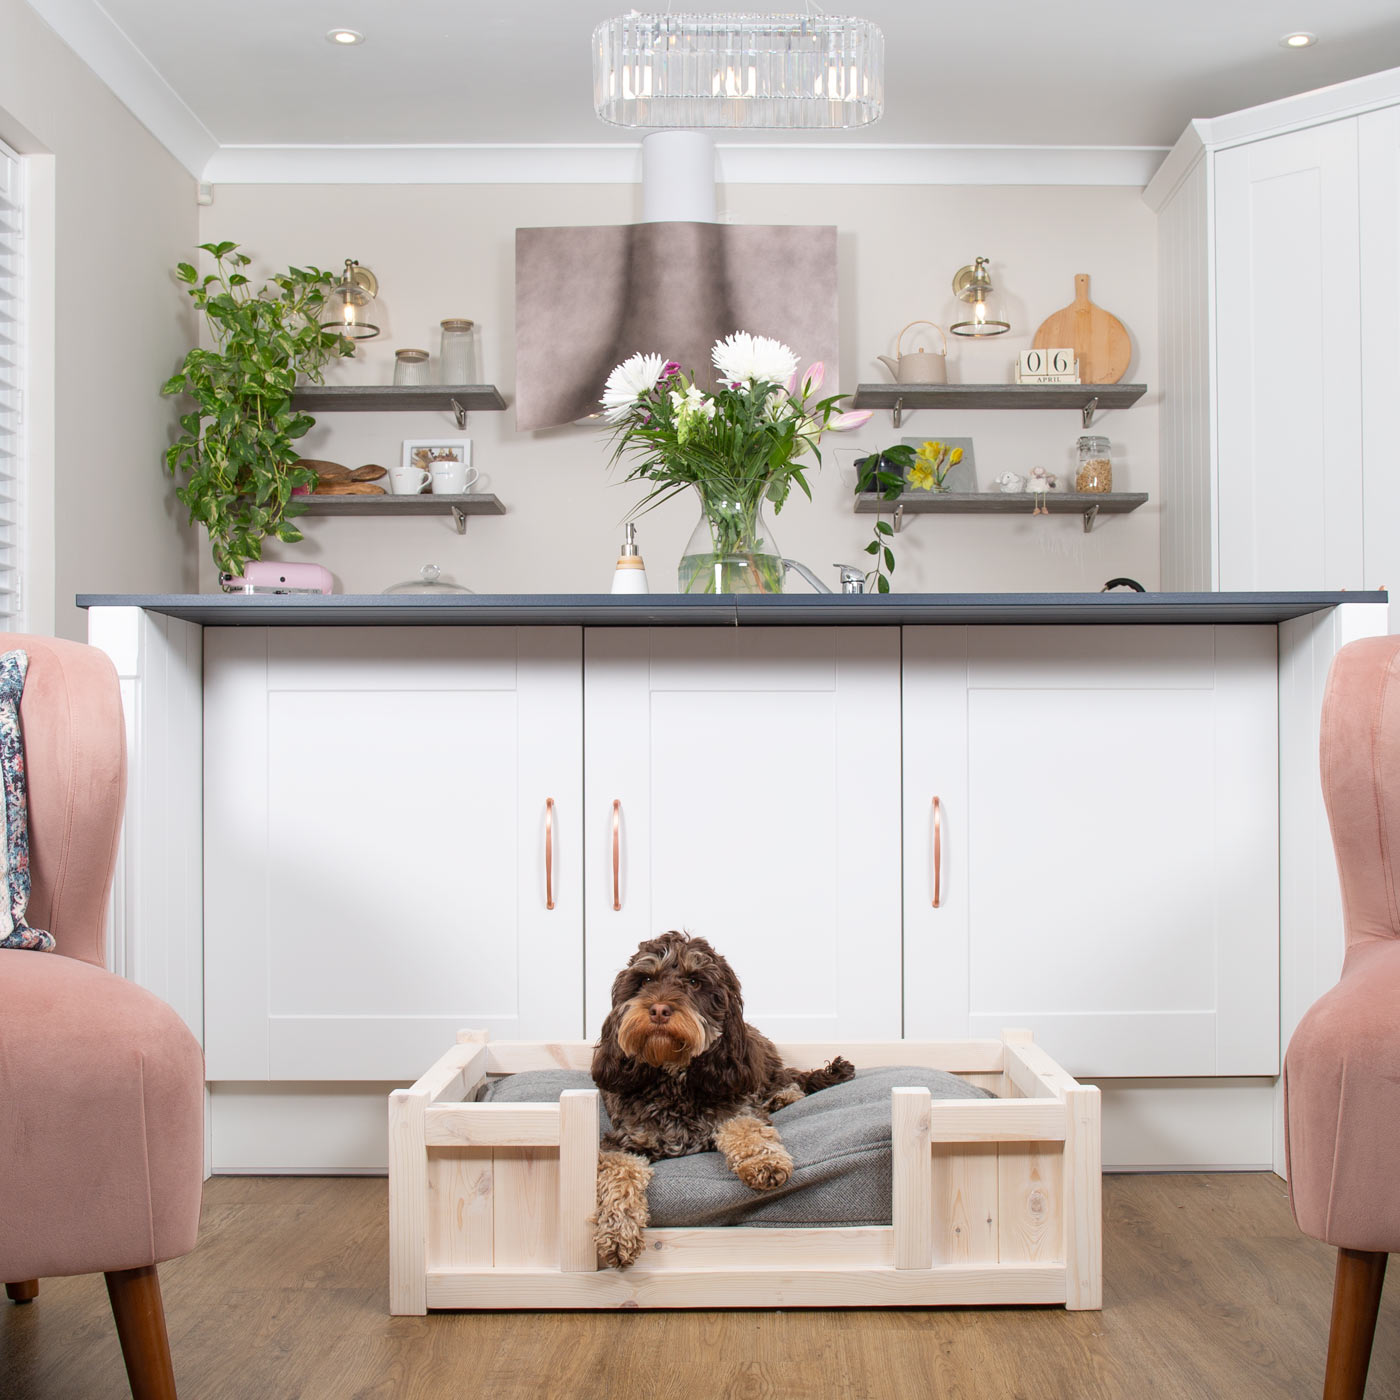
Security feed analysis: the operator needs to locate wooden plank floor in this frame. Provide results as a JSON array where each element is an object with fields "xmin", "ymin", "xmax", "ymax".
[{"xmin": 3, "ymin": 1173, "xmax": 1398, "ymax": 1399}]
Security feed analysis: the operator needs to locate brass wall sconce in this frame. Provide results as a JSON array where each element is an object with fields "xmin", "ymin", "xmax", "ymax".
[
  {"xmin": 323, "ymin": 258, "xmax": 380, "ymax": 340},
  {"xmin": 950, "ymin": 255, "xmax": 1010, "ymax": 337}
]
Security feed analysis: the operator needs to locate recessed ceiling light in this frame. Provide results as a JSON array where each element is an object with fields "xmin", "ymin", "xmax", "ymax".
[
  {"xmin": 327, "ymin": 28, "xmax": 364, "ymax": 45},
  {"xmin": 1280, "ymin": 31, "xmax": 1317, "ymax": 48}
]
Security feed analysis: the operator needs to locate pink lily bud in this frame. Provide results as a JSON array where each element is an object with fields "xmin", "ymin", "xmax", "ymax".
[
  {"xmin": 801, "ymin": 362, "xmax": 825, "ymax": 397},
  {"xmin": 827, "ymin": 409, "xmax": 874, "ymax": 432}
]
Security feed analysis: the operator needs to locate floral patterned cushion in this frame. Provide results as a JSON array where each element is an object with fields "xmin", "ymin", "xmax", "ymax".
[{"xmin": 0, "ymin": 650, "xmax": 52, "ymax": 951}]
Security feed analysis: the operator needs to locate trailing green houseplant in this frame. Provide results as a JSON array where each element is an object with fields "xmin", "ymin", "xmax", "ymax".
[
  {"xmin": 162, "ymin": 242, "xmax": 352, "ymax": 578},
  {"xmin": 856, "ymin": 443, "xmax": 916, "ymax": 593}
]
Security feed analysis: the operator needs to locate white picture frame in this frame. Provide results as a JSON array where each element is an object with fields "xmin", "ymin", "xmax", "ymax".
[{"xmin": 401, "ymin": 439, "xmax": 473, "ymax": 472}]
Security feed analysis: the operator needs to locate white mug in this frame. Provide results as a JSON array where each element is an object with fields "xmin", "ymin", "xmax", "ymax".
[
  {"xmin": 389, "ymin": 464, "xmax": 430, "ymax": 495},
  {"xmin": 428, "ymin": 461, "xmax": 480, "ymax": 495}
]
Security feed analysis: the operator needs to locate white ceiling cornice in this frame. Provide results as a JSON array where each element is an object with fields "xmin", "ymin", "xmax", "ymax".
[
  {"xmin": 201, "ymin": 142, "xmax": 1169, "ymax": 188},
  {"xmin": 27, "ymin": 0, "xmax": 218, "ymax": 177},
  {"xmin": 1143, "ymin": 63, "xmax": 1400, "ymax": 210},
  {"xmin": 1194, "ymin": 64, "xmax": 1400, "ymax": 148}
]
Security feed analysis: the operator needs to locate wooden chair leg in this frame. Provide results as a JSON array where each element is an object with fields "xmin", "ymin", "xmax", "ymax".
[
  {"xmin": 1324, "ymin": 1247, "xmax": 1389, "ymax": 1400},
  {"xmin": 105, "ymin": 1265, "xmax": 178, "ymax": 1400},
  {"xmin": 5, "ymin": 1279, "xmax": 39, "ymax": 1303}
]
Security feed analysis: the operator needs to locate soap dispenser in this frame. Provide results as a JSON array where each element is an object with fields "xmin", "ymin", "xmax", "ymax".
[{"xmin": 611, "ymin": 522, "xmax": 649, "ymax": 594}]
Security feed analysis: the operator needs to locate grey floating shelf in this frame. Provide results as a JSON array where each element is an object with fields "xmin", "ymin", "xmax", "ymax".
[
  {"xmin": 290, "ymin": 384, "xmax": 507, "ymax": 427},
  {"xmin": 851, "ymin": 382, "xmax": 1147, "ymax": 428},
  {"xmin": 855, "ymin": 491, "xmax": 1148, "ymax": 534},
  {"xmin": 294, "ymin": 492, "xmax": 505, "ymax": 534}
]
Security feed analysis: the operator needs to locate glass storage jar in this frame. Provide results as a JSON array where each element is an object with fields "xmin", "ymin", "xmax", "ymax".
[
  {"xmin": 1075, "ymin": 435, "xmax": 1112, "ymax": 493},
  {"xmin": 393, "ymin": 348, "xmax": 430, "ymax": 386},
  {"xmin": 439, "ymin": 319, "xmax": 477, "ymax": 384}
]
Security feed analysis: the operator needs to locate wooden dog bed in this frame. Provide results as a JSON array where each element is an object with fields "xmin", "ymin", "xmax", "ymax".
[{"xmin": 388, "ymin": 1030, "xmax": 1101, "ymax": 1312}]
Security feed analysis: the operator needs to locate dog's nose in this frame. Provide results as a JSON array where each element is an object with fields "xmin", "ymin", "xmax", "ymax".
[{"xmin": 648, "ymin": 1002, "xmax": 672, "ymax": 1024}]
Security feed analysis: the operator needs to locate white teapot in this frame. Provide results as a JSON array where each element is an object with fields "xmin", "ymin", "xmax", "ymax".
[{"xmin": 876, "ymin": 321, "xmax": 948, "ymax": 385}]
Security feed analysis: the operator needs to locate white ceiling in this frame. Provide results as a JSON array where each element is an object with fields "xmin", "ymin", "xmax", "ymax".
[{"xmin": 25, "ymin": 0, "xmax": 1400, "ymax": 175}]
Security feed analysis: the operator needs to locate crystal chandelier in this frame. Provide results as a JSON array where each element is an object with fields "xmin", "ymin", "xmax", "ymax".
[{"xmin": 593, "ymin": 12, "xmax": 884, "ymax": 129}]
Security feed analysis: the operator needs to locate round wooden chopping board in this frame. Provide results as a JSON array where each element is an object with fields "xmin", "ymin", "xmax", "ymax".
[{"xmin": 1030, "ymin": 273, "xmax": 1131, "ymax": 384}]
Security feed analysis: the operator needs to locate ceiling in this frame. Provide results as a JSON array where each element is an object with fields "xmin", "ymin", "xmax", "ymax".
[{"xmin": 25, "ymin": 0, "xmax": 1400, "ymax": 171}]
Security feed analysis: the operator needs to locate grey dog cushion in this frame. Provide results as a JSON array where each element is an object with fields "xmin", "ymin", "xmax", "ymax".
[{"xmin": 480, "ymin": 1067, "xmax": 994, "ymax": 1228}]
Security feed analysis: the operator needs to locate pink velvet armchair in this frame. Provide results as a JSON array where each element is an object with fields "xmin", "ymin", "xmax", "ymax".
[
  {"xmin": 1285, "ymin": 633, "xmax": 1400, "ymax": 1399},
  {"xmin": 0, "ymin": 634, "xmax": 204, "ymax": 1400}
]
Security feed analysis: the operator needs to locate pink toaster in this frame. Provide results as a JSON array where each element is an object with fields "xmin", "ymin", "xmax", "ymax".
[{"xmin": 226, "ymin": 561, "xmax": 335, "ymax": 594}]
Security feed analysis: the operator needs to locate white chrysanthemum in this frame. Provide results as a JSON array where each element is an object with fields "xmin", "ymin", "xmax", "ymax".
[
  {"xmin": 600, "ymin": 352, "xmax": 667, "ymax": 422},
  {"xmin": 712, "ymin": 333, "xmax": 799, "ymax": 388}
]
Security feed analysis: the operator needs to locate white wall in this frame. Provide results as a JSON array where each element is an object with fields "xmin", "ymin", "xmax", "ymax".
[
  {"xmin": 199, "ymin": 181, "xmax": 1158, "ymax": 596},
  {"xmin": 0, "ymin": 0, "xmax": 199, "ymax": 638}
]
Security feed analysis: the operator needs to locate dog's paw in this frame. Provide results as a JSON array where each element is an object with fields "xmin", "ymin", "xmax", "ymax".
[
  {"xmin": 594, "ymin": 1150, "xmax": 652, "ymax": 1270},
  {"xmin": 594, "ymin": 1209, "xmax": 647, "ymax": 1269},
  {"xmin": 735, "ymin": 1148, "xmax": 793, "ymax": 1191},
  {"xmin": 828, "ymin": 1055, "xmax": 856, "ymax": 1082},
  {"xmin": 715, "ymin": 1116, "xmax": 794, "ymax": 1192}
]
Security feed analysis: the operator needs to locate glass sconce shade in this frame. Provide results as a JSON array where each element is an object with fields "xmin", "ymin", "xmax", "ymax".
[
  {"xmin": 323, "ymin": 258, "xmax": 380, "ymax": 341},
  {"xmin": 950, "ymin": 255, "xmax": 1010, "ymax": 337},
  {"xmin": 593, "ymin": 13, "xmax": 884, "ymax": 129}
]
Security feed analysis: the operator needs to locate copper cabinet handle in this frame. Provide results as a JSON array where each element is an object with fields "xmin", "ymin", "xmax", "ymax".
[
  {"xmin": 932, "ymin": 796, "xmax": 942, "ymax": 909},
  {"xmin": 612, "ymin": 799, "xmax": 622, "ymax": 911},
  {"xmin": 545, "ymin": 798, "xmax": 555, "ymax": 911}
]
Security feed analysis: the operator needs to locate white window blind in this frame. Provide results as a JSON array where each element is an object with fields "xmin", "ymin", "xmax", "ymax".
[{"xmin": 0, "ymin": 141, "xmax": 25, "ymax": 626}]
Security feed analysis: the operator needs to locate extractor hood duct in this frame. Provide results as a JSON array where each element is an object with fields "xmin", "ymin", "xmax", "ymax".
[
  {"xmin": 641, "ymin": 131, "xmax": 718, "ymax": 223},
  {"xmin": 514, "ymin": 133, "xmax": 837, "ymax": 432}
]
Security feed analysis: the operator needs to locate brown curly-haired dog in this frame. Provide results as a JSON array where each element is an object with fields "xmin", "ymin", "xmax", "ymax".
[{"xmin": 591, "ymin": 930, "xmax": 855, "ymax": 1268}]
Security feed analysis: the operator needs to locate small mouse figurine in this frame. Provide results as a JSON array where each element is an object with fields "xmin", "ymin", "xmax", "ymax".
[{"xmin": 994, "ymin": 471, "xmax": 1025, "ymax": 494}]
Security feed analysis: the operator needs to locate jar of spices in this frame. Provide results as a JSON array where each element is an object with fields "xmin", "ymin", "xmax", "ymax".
[
  {"xmin": 439, "ymin": 319, "xmax": 477, "ymax": 385},
  {"xmin": 393, "ymin": 348, "xmax": 430, "ymax": 386},
  {"xmin": 1075, "ymin": 435, "xmax": 1112, "ymax": 493}
]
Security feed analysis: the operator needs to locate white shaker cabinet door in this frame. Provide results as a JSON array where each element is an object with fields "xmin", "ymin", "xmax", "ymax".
[
  {"xmin": 204, "ymin": 627, "xmax": 583, "ymax": 1080},
  {"xmin": 1360, "ymin": 105, "xmax": 1400, "ymax": 632},
  {"xmin": 583, "ymin": 627, "xmax": 902, "ymax": 1041},
  {"xmin": 1214, "ymin": 119, "xmax": 1364, "ymax": 592},
  {"xmin": 903, "ymin": 626, "xmax": 1279, "ymax": 1077}
]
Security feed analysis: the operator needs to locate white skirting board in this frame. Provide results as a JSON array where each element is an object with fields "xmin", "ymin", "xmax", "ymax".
[{"xmin": 208, "ymin": 1078, "xmax": 1277, "ymax": 1176}]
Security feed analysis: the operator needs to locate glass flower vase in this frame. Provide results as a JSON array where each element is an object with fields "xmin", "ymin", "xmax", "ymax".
[{"xmin": 678, "ymin": 491, "xmax": 785, "ymax": 594}]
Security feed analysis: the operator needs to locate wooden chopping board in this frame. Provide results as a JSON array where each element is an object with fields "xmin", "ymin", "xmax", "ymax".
[{"xmin": 1031, "ymin": 273, "xmax": 1131, "ymax": 384}]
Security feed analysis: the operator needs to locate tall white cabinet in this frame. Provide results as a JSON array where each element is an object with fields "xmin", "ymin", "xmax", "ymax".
[
  {"xmin": 1214, "ymin": 121, "xmax": 1363, "ymax": 593},
  {"xmin": 1148, "ymin": 69, "xmax": 1400, "ymax": 627}
]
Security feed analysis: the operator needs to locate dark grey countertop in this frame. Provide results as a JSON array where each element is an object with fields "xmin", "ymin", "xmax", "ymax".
[{"xmin": 75, "ymin": 591, "xmax": 1387, "ymax": 627}]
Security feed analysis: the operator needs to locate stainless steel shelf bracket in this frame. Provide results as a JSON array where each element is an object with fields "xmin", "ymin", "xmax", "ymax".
[
  {"xmin": 1081, "ymin": 396, "xmax": 1100, "ymax": 428},
  {"xmin": 450, "ymin": 506, "xmax": 468, "ymax": 535},
  {"xmin": 892, "ymin": 397, "xmax": 904, "ymax": 428},
  {"xmin": 450, "ymin": 398, "xmax": 467, "ymax": 429},
  {"xmin": 1082, "ymin": 503, "xmax": 1101, "ymax": 533}
]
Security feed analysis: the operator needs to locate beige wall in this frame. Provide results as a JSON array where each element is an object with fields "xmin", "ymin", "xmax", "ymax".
[
  {"xmin": 1, "ymin": 0, "xmax": 197, "ymax": 638},
  {"xmin": 201, "ymin": 182, "xmax": 1158, "ymax": 597}
]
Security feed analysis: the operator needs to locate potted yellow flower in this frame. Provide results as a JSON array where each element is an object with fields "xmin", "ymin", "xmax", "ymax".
[{"xmin": 909, "ymin": 440, "xmax": 964, "ymax": 493}]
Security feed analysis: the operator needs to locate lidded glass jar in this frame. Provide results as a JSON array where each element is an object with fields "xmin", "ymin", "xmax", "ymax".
[
  {"xmin": 439, "ymin": 319, "xmax": 477, "ymax": 384},
  {"xmin": 393, "ymin": 348, "xmax": 429, "ymax": 386},
  {"xmin": 1075, "ymin": 435, "xmax": 1112, "ymax": 494}
]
